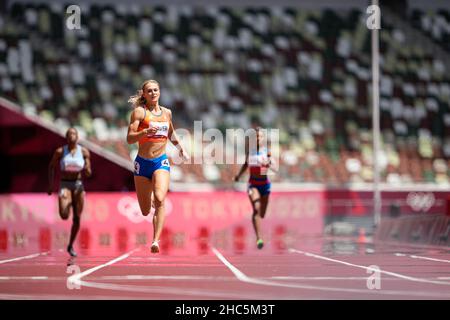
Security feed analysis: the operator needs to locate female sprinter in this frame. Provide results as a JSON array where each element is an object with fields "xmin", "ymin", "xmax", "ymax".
[
  {"xmin": 48, "ymin": 127, "xmax": 92, "ymax": 257},
  {"xmin": 126, "ymin": 79, "xmax": 188, "ymax": 254},
  {"xmin": 234, "ymin": 127, "xmax": 274, "ymax": 249}
]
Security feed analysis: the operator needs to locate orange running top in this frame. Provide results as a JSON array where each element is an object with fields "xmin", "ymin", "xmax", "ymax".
[{"xmin": 137, "ymin": 107, "xmax": 170, "ymax": 145}]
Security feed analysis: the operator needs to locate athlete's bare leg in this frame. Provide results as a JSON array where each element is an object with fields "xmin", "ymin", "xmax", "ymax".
[
  {"xmin": 259, "ymin": 195, "xmax": 270, "ymax": 219},
  {"xmin": 134, "ymin": 176, "xmax": 153, "ymax": 216},
  {"xmin": 58, "ymin": 189, "xmax": 72, "ymax": 220},
  {"xmin": 248, "ymin": 187, "xmax": 263, "ymax": 243},
  {"xmin": 67, "ymin": 189, "xmax": 85, "ymax": 257},
  {"xmin": 151, "ymin": 169, "xmax": 170, "ymax": 253}
]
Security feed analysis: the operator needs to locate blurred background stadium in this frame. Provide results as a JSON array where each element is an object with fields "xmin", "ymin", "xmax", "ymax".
[{"xmin": 0, "ymin": 0, "xmax": 449, "ymax": 249}]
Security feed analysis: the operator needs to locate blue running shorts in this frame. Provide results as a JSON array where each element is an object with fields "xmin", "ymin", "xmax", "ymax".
[{"xmin": 134, "ymin": 154, "xmax": 170, "ymax": 179}]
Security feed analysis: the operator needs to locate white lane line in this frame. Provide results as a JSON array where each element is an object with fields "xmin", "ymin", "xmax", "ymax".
[
  {"xmin": 0, "ymin": 293, "xmax": 154, "ymax": 300},
  {"xmin": 212, "ymin": 247, "xmax": 450, "ymax": 298},
  {"xmin": 377, "ymin": 239, "xmax": 450, "ymax": 252},
  {"xmin": 0, "ymin": 276, "xmax": 49, "ymax": 280},
  {"xmin": 212, "ymin": 248, "xmax": 249, "ymax": 282},
  {"xmin": 97, "ymin": 275, "xmax": 367, "ymax": 281},
  {"xmin": 97, "ymin": 275, "xmax": 236, "ymax": 281},
  {"xmin": 290, "ymin": 249, "xmax": 450, "ymax": 286},
  {"xmin": 395, "ymin": 253, "xmax": 450, "ymax": 264},
  {"xmin": 0, "ymin": 252, "xmax": 49, "ymax": 264},
  {"xmin": 68, "ymin": 248, "xmax": 139, "ymax": 288},
  {"xmin": 57, "ymin": 250, "xmax": 283, "ymax": 299},
  {"xmin": 1, "ymin": 275, "xmax": 442, "ymax": 282},
  {"xmin": 269, "ymin": 276, "xmax": 449, "ymax": 281},
  {"xmin": 270, "ymin": 276, "xmax": 373, "ymax": 280},
  {"xmin": 77, "ymin": 281, "xmax": 266, "ymax": 299}
]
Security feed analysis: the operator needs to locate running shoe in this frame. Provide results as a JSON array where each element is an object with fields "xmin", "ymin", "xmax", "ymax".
[
  {"xmin": 150, "ymin": 240, "xmax": 160, "ymax": 253},
  {"xmin": 256, "ymin": 239, "xmax": 264, "ymax": 249}
]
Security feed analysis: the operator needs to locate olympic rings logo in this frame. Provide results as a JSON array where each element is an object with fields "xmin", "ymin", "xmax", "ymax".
[
  {"xmin": 406, "ymin": 192, "xmax": 435, "ymax": 212},
  {"xmin": 117, "ymin": 196, "xmax": 173, "ymax": 223}
]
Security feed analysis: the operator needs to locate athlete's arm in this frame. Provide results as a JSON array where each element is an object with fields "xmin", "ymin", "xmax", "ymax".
[
  {"xmin": 234, "ymin": 137, "xmax": 249, "ymax": 182},
  {"xmin": 234, "ymin": 162, "xmax": 248, "ymax": 182},
  {"xmin": 126, "ymin": 107, "xmax": 152, "ymax": 144},
  {"xmin": 82, "ymin": 147, "xmax": 92, "ymax": 178},
  {"xmin": 167, "ymin": 108, "xmax": 190, "ymax": 161},
  {"xmin": 263, "ymin": 150, "xmax": 272, "ymax": 167},
  {"xmin": 265, "ymin": 149, "xmax": 278, "ymax": 173},
  {"xmin": 47, "ymin": 147, "xmax": 62, "ymax": 195}
]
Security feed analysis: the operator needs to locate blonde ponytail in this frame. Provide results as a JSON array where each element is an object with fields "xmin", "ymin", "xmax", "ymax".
[{"xmin": 127, "ymin": 89, "xmax": 146, "ymax": 108}]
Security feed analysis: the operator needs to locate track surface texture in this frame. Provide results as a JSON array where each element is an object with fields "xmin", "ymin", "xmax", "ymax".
[{"xmin": 1, "ymin": 236, "xmax": 449, "ymax": 300}]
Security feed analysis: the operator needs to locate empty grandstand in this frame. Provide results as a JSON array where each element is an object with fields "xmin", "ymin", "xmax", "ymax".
[
  {"xmin": 1, "ymin": 0, "xmax": 449, "ymax": 186},
  {"xmin": 0, "ymin": 0, "xmax": 450, "ymax": 303}
]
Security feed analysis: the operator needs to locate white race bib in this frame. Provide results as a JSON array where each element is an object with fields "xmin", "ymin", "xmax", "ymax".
[
  {"xmin": 248, "ymin": 154, "xmax": 267, "ymax": 167},
  {"xmin": 149, "ymin": 121, "xmax": 169, "ymax": 137},
  {"xmin": 63, "ymin": 159, "xmax": 84, "ymax": 172}
]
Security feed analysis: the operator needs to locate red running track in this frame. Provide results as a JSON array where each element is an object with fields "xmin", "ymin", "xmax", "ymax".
[{"xmin": 0, "ymin": 236, "xmax": 449, "ymax": 300}]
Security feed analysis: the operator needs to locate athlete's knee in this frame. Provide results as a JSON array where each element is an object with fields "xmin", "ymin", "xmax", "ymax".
[
  {"xmin": 153, "ymin": 198, "xmax": 165, "ymax": 209},
  {"xmin": 141, "ymin": 206, "xmax": 151, "ymax": 216},
  {"xmin": 137, "ymin": 201, "xmax": 151, "ymax": 216},
  {"xmin": 153, "ymin": 191, "xmax": 166, "ymax": 208},
  {"xmin": 59, "ymin": 208, "xmax": 70, "ymax": 220}
]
